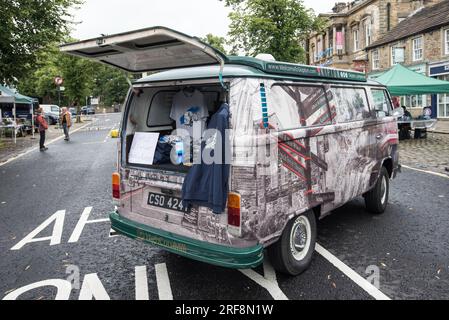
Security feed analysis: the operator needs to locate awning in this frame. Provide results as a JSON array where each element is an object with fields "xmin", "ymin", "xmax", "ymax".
[
  {"xmin": 371, "ymin": 64, "xmax": 449, "ymax": 96},
  {"xmin": 0, "ymin": 85, "xmax": 35, "ymax": 104}
]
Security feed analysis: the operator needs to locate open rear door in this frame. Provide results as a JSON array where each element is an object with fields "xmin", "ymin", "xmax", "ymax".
[{"xmin": 60, "ymin": 26, "xmax": 227, "ymax": 73}]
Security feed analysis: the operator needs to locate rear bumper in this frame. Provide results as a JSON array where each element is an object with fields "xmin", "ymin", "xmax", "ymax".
[{"xmin": 110, "ymin": 211, "xmax": 264, "ymax": 269}]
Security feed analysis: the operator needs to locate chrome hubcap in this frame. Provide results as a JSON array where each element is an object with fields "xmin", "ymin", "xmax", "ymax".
[
  {"xmin": 380, "ymin": 176, "xmax": 387, "ymax": 205},
  {"xmin": 290, "ymin": 216, "xmax": 312, "ymax": 261}
]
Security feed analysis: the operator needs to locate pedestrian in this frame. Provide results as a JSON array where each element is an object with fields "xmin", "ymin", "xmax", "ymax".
[
  {"xmin": 35, "ymin": 107, "xmax": 48, "ymax": 151},
  {"xmin": 60, "ymin": 107, "xmax": 72, "ymax": 141}
]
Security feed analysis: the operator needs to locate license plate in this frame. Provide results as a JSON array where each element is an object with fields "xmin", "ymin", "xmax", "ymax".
[{"xmin": 147, "ymin": 192, "xmax": 189, "ymax": 213}]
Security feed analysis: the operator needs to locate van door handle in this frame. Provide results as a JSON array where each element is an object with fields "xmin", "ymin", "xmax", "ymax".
[{"xmin": 376, "ymin": 134, "xmax": 383, "ymax": 140}]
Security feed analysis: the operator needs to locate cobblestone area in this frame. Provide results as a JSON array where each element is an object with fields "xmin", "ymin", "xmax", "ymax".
[{"xmin": 399, "ymin": 133, "xmax": 449, "ymax": 176}]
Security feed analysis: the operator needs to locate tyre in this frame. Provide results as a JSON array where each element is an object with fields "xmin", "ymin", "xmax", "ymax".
[
  {"xmin": 268, "ymin": 210, "xmax": 317, "ymax": 276},
  {"xmin": 364, "ymin": 166, "xmax": 389, "ymax": 214}
]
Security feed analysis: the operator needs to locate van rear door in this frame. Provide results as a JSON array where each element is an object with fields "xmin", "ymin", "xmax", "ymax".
[{"xmin": 59, "ymin": 26, "xmax": 226, "ymax": 72}]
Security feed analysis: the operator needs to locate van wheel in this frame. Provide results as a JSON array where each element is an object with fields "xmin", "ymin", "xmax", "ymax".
[
  {"xmin": 268, "ymin": 211, "xmax": 316, "ymax": 276},
  {"xmin": 365, "ymin": 166, "xmax": 389, "ymax": 214}
]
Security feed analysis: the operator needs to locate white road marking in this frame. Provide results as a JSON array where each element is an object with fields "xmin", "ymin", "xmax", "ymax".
[
  {"xmin": 135, "ymin": 266, "xmax": 150, "ymax": 300},
  {"xmin": 401, "ymin": 165, "xmax": 449, "ymax": 179},
  {"xmin": 78, "ymin": 273, "xmax": 110, "ymax": 300},
  {"xmin": 11, "ymin": 210, "xmax": 65, "ymax": 250},
  {"xmin": 109, "ymin": 228, "xmax": 118, "ymax": 238},
  {"xmin": 2, "ymin": 279, "xmax": 72, "ymax": 300},
  {"xmin": 0, "ymin": 121, "xmax": 92, "ymax": 167},
  {"xmin": 68, "ymin": 207, "xmax": 109, "ymax": 243},
  {"xmin": 155, "ymin": 263, "xmax": 173, "ymax": 300},
  {"xmin": 240, "ymin": 260, "xmax": 288, "ymax": 300},
  {"xmin": 315, "ymin": 243, "xmax": 391, "ymax": 300}
]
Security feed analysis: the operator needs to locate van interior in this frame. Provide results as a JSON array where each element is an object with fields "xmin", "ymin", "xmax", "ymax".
[{"xmin": 125, "ymin": 83, "xmax": 228, "ymax": 173}]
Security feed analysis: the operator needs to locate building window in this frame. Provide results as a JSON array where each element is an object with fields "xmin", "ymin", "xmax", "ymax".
[
  {"xmin": 353, "ymin": 29, "xmax": 359, "ymax": 51},
  {"xmin": 364, "ymin": 20, "xmax": 372, "ymax": 47},
  {"xmin": 372, "ymin": 50, "xmax": 380, "ymax": 70},
  {"xmin": 311, "ymin": 44, "xmax": 315, "ymax": 63},
  {"xmin": 413, "ymin": 37, "xmax": 423, "ymax": 61},
  {"xmin": 445, "ymin": 29, "xmax": 449, "ymax": 55},
  {"xmin": 391, "ymin": 46, "xmax": 405, "ymax": 66}
]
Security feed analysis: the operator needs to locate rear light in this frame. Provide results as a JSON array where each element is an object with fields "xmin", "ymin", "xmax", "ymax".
[
  {"xmin": 112, "ymin": 172, "xmax": 120, "ymax": 199},
  {"xmin": 228, "ymin": 193, "xmax": 241, "ymax": 236}
]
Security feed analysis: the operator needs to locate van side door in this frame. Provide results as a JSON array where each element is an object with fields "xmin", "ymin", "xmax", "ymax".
[{"xmin": 326, "ymin": 86, "xmax": 377, "ymax": 206}]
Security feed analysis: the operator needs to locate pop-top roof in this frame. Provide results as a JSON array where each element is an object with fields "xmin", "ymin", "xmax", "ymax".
[{"xmin": 226, "ymin": 56, "xmax": 367, "ymax": 82}]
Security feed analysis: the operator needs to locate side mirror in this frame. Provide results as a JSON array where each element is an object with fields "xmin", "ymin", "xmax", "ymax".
[{"xmin": 391, "ymin": 107, "xmax": 404, "ymax": 119}]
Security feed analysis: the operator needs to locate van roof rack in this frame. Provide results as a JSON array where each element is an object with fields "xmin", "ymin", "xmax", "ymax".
[{"xmin": 226, "ymin": 56, "xmax": 367, "ymax": 82}]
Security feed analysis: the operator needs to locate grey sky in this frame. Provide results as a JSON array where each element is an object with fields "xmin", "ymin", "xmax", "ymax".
[{"xmin": 70, "ymin": 0, "xmax": 334, "ymax": 40}]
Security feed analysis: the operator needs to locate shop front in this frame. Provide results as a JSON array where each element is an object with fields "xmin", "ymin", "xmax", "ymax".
[{"xmin": 429, "ymin": 61, "xmax": 449, "ymax": 119}]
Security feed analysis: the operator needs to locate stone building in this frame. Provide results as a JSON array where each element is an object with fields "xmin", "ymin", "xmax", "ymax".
[
  {"xmin": 308, "ymin": 0, "xmax": 441, "ymax": 72},
  {"xmin": 366, "ymin": 0, "xmax": 449, "ymax": 119}
]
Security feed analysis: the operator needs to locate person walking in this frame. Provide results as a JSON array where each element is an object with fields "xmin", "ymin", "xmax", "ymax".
[
  {"xmin": 60, "ymin": 107, "xmax": 72, "ymax": 141},
  {"xmin": 35, "ymin": 107, "xmax": 49, "ymax": 151}
]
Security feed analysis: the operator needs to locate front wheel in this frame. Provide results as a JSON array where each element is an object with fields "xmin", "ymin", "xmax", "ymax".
[
  {"xmin": 268, "ymin": 210, "xmax": 317, "ymax": 276},
  {"xmin": 364, "ymin": 166, "xmax": 390, "ymax": 214}
]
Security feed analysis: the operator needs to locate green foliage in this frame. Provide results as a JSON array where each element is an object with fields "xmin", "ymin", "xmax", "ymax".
[
  {"xmin": 0, "ymin": 0, "xmax": 82, "ymax": 85},
  {"xmin": 17, "ymin": 43, "xmax": 130, "ymax": 108},
  {"xmin": 91, "ymin": 65, "xmax": 130, "ymax": 107},
  {"xmin": 200, "ymin": 34, "xmax": 227, "ymax": 54},
  {"xmin": 223, "ymin": 0, "xmax": 324, "ymax": 63}
]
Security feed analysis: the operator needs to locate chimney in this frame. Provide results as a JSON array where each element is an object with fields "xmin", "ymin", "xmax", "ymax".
[{"xmin": 332, "ymin": 2, "xmax": 348, "ymax": 13}]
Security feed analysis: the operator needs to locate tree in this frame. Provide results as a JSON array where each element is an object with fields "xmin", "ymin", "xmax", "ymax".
[
  {"xmin": 91, "ymin": 64, "xmax": 130, "ymax": 107},
  {"xmin": 0, "ymin": 0, "xmax": 81, "ymax": 85},
  {"xmin": 200, "ymin": 34, "xmax": 227, "ymax": 54},
  {"xmin": 222, "ymin": 0, "xmax": 326, "ymax": 63}
]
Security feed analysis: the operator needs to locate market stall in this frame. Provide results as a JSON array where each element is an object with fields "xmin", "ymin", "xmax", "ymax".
[
  {"xmin": 371, "ymin": 64, "xmax": 449, "ymax": 138},
  {"xmin": 0, "ymin": 86, "xmax": 37, "ymax": 143}
]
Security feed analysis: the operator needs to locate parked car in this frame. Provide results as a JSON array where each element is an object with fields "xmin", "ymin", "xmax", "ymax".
[
  {"xmin": 44, "ymin": 112, "xmax": 58, "ymax": 125},
  {"xmin": 81, "ymin": 106, "xmax": 96, "ymax": 115},
  {"xmin": 69, "ymin": 107, "xmax": 77, "ymax": 117},
  {"xmin": 40, "ymin": 104, "xmax": 60, "ymax": 125},
  {"xmin": 61, "ymin": 26, "xmax": 404, "ymax": 276}
]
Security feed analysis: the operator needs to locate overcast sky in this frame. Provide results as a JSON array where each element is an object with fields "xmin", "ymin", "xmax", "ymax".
[{"xmin": 70, "ymin": 0, "xmax": 334, "ymax": 40}]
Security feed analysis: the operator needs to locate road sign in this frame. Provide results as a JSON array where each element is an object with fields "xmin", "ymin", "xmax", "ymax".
[
  {"xmin": 54, "ymin": 77, "xmax": 64, "ymax": 86},
  {"xmin": 91, "ymin": 98, "xmax": 99, "ymax": 105}
]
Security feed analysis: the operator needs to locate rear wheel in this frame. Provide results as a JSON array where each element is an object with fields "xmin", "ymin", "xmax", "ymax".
[
  {"xmin": 268, "ymin": 210, "xmax": 316, "ymax": 276},
  {"xmin": 364, "ymin": 166, "xmax": 389, "ymax": 214}
]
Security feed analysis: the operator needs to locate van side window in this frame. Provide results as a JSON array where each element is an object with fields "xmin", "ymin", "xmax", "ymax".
[
  {"xmin": 270, "ymin": 84, "xmax": 332, "ymax": 130},
  {"xmin": 371, "ymin": 89, "xmax": 392, "ymax": 118},
  {"xmin": 330, "ymin": 87, "xmax": 370, "ymax": 122}
]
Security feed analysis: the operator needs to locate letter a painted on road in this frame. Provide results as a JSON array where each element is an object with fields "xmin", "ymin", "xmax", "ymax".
[{"xmin": 11, "ymin": 210, "xmax": 66, "ymax": 250}]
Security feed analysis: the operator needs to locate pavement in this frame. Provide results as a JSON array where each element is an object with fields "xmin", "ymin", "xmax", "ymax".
[
  {"xmin": 0, "ymin": 113, "xmax": 448, "ymax": 300},
  {"xmin": 0, "ymin": 116, "xmax": 98, "ymax": 164}
]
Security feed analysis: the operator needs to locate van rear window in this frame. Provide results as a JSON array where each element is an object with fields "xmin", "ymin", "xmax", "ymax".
[{"xmin": 330, "ymin": 87, "xmax": 370, "ymax": 122}]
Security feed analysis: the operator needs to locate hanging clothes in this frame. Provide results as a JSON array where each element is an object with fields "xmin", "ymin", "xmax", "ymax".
[
  {"xmin": 182, "ymin": 103, "xmax": 231, "ymax": 214},
  {"xmin": 170, "ymin": 89, "xmax": 209, "ymax": 139}
]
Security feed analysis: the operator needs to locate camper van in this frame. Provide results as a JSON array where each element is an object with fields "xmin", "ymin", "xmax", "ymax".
[{"xmin": 61, "ymin": 27, "xmax": 402, "ymax": 275}]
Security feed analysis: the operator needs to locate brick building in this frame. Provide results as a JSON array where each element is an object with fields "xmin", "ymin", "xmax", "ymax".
[
  {"xmin": 308, "ymin": 0, "xmax": 440, "ymax": 72},
  {"xmin": 366, "ymin": 0, "xmax": 449, "ymax": 119}
]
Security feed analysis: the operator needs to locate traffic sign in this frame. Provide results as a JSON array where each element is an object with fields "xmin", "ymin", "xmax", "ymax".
[{"xmin": 54, "ymin": 77, "xmax": 64, "ymax": 86}]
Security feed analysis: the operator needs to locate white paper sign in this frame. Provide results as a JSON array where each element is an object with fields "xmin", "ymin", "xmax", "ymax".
[{"xmin": 128, "ymin": 132, "xmax": 160, "ymax": 165}]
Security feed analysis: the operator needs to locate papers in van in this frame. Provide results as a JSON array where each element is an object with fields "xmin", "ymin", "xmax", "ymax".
[{"xmin": 129, "ymin": 132, "xmax": 160, "ymax": 165}]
